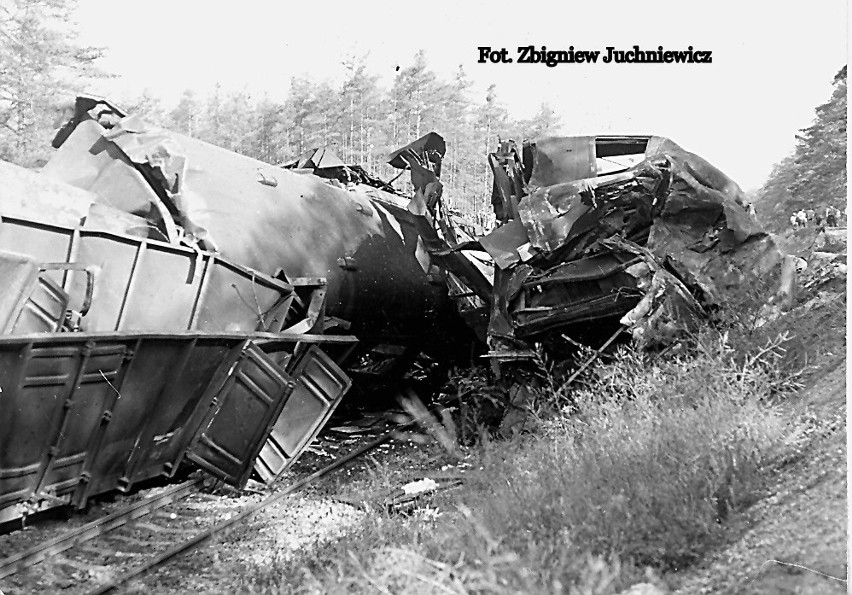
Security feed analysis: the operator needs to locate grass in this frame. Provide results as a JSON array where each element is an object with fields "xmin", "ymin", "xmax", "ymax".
[
  {"xmin": 473, "ymin": 332, "xmax": 794, "ymax": 568},
  {"xmin": 229, "ymin": 321, "xmax": 807, "ymax": 594}
]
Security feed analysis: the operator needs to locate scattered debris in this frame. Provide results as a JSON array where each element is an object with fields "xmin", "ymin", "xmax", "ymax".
[
  {"xmin": 401, "ymin": 478, "xmax": 439, "ymax": 495},
  {"xmin": 336, "ymin": 476, "xmax": 464, "ymax": 514}
]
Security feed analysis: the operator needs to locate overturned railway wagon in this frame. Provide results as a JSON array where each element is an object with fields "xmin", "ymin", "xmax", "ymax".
[
  {"xmin": 0, "ymin": 184, "xmax": 356, "ymax": 522},
  {"xmin": 0, "ymin": 96, "xmax": 477, "ymax": 523},
  {"xmin": 44, "ymin": 97, "xmax": 474, "ymax": 365},
  {"xmin": 0, "ymin": 333, "xmax": 351, "ymax": 522}
]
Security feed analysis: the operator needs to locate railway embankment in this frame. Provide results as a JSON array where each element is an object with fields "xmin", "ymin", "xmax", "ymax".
[{"xmin": 107, "ymin": 227, "xmax": 845, "ymax": 595}]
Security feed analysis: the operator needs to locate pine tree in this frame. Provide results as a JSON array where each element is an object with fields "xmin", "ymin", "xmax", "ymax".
[
  {"xmin": 218, "ymin": 89, "xmax": 259, "ymax": 156},
  {"xmin": 515, "ymin": 102, "xmax": 562, "ymax": 140},
  {"xmin": 442, "ymin": 66, "xmax": 473, "ymax": 197},
  {"xmin": 283, "ymin": 77, "xmax": 319, "ymax": 156},
  {"xmin": 469, "ymin": 84, "xmax": 510, "ymax": 224},
  {"xmin": 755, "ymin": 66, "xmax": 847, "ymax": 231},
  {"xmin": 199, "ymin": 83, "xmax": 225, "ymax": 147},
  {"xmin": 253, "ymin": 97, "xmax": 286, "ymax": 164},
  {"xmin": 388, "ymin": 51, "xmax": 444, "ymax": 146},
  {"xmin": 340, "ymin": 55, "xmax": 381, "ymax": 167},
  {"xmin": 0, "ymin": 0, "xmax": 105, "ymax": 166},
  {"xmin": 790, "ymin": 66, "xmax": 847, "ymax": 208},
  {"xmin": 168, "ymin": 89, "xmax": 202, "ymax": 136}
]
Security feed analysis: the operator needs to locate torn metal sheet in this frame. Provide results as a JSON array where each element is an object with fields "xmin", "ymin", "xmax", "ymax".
[
  {"xmin": 479, "ymin": 219, "xmax": 529, "ymax": 269},
  {"xmin": 382, "ymin": 132, "xmax": 494, "ymax": 341},
  {"xmin": 524, "ymin": 251, "xmax": 640, "ymax": 287},
  {"xmin": 502, "ymin": 135, "xmax": 785, "ymax": 347},
  {"xmin": 42, "ymin": 119, "xmax": 178, "ymax": 243},
  {"xmin": 518, "ymin": 171, "xmax": 643, "ymax": 253},
  {"xmin": 282, "ymin": 149, "xmax": 396, "ymax": 192},
  {"xmin": 0, "ymin": 252, "xmax": 68, "ymax": 334},
  {"xmin": 601, "ymin": 235, "xmax": 704, "ymax": 349},
  {"xmin": 387, "ymin": 132, "xmax": 446, "ymax": 170},
  {"xmin": 528, "ymin": 136, "xmax": 596, "ymax": 187},
  {"xmin": 281, "ymin": 146, "xmax": 346, "ymax": 170}
]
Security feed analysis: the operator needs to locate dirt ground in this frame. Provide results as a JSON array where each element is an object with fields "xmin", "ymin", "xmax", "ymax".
[
  {"xmin": 121, "ymin": 489, "xmax": 368, "ymax": 594},
  {"xmin": 118, "ymin": 435, "xmax": 447, "ymax": 594}
]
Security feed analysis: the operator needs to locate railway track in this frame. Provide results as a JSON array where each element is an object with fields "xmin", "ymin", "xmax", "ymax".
[
  {"xmin": 0, "ymin": 479, "xmax": 203, "ymax": 580},
  {"xmin": 0, "ymin": 477, "xmax": 226, "ymax": 594},
  {"xmin": 0, "ymin": 404, "xmax": 437, "ymax": 594}
]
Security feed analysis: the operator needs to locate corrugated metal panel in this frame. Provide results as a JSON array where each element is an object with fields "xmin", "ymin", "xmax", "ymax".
[
  {"xmin": 0, "ymin": 217, "xmax": 308, "ymax": 335},
  {"xmin": 0, "ymin": 252, "xmax": 68, "ymax": 334},
  {"xmin": 254, "ymin": 346, "xmax": 351, "ymax": 483},
  {"xmin": 0, "ymin": 333, "xmax": 354, "ymax": 520},
  {"xmin": 186, "ymin": 342, "xmax": 296, "ymax": 487}
]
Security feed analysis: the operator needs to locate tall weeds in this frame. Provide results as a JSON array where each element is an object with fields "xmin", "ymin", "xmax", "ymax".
[
  {"xmin": 241, "ymin": 328, "xmax": 800, "ymax": 593},
  {"xmin": 472, "ymin": 332, "xmax": 795, "ymax": 579}
]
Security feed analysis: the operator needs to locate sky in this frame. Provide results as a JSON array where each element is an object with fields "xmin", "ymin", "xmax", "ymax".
[{"xmin": 72, "ymin": 0, "xmax": 848, "ymax": 191}]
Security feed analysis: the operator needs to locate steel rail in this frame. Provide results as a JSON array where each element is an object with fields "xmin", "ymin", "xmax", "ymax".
[
  {"xmin": 86, "ymin": 402, "xmax": 455, "ymax": 595},
  {"xmin": 0, "ymin": 478, "xmax": 202, "ymax": 579}
]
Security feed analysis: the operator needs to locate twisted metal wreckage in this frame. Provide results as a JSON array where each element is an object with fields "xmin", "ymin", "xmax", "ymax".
[
  {"xmin": 0, "ymin": 96, "xmax": 792, "ymax": 522},
  {"xmin": 450, "ymin": 135, "xmax": 794, "ymax": 355}
]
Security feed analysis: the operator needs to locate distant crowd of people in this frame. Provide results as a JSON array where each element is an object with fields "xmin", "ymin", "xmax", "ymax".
[{"xmin": 790, "ymin": 206, "xmax": 844, "ymax": 229}]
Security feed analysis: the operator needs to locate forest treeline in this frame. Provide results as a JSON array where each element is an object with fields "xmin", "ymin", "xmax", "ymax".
[
  {"xmin": 0, "ymin": 0, "xmax": 560, "ymax": 225},
  {"xmin": 2, "ymin": 1, "xmax": 844, "ymax": 229},
  {"xmin": 123, "ymin": 55, "xmax": 562, "ymax": 224},
  {"xmin": 754, "ymin": 66, "xmax": 847, "ymax": 231}
]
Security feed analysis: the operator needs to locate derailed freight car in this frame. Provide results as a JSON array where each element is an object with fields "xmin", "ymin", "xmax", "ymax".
[
  {"xmin": 44, "ymin": 97, "xmax": 479, "ymax": 374},
  {"xmin": 0, "ymin": 159, "xmax": 356, "ymax": 523},
  {"xmin": 0, "ymin": 96, "xmax": 484, "ymax": 523},
  {"xmin": 0, "ymin": 332, "xmax": 352, "ymax": 522}
]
